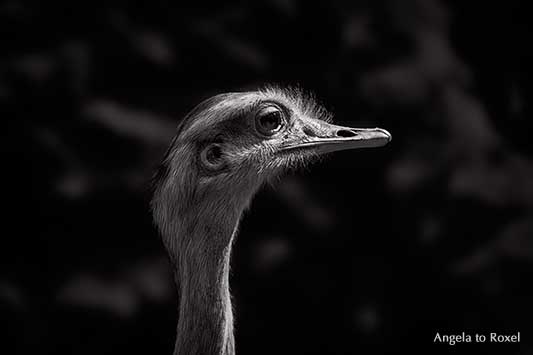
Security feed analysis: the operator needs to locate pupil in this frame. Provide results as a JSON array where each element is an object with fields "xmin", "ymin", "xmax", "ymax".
[{"xmin": 262, "ymin": 112, "xmax": 280, "ymax": 130}]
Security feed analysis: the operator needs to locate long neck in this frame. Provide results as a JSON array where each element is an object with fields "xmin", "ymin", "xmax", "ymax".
[
  {"xmin": 153, "ymin": 165, "xmax": 260, "ymax": 355},
  {"xmin": 170, "ymin": 206, "xmax": 242, "ymax": 355}
]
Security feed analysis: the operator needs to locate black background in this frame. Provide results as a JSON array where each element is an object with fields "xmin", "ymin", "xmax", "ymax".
[{"xmin": 2, "ymin": 1, "xmax": 532, "ymax": 354}]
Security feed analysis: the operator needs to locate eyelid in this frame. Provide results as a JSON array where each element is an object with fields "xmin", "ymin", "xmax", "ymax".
[
  {"xmin": 256, "ymin": 101, "xmax": 290, "ymax": 121},
  {"xmin": 258, "ymin": 105, "xmax": 281, "ymax": 115}
]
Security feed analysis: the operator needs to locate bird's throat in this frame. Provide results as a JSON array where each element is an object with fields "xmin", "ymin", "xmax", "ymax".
[{"xmin": 171, "ymin": 208, "xmax": 241, "ymax": 355}]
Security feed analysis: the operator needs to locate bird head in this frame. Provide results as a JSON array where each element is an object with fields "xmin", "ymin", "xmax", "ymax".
[{"xmin": 151, "ymin": 87, "xmax": 390, "ymax": 246}]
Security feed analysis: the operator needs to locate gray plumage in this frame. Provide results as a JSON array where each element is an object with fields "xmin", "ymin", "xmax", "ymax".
[{"xmin": 151, "ymin": 87, "xmax": 391, "ymax": 355}]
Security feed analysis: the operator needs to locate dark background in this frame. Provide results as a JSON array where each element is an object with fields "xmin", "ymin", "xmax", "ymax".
[{"xmin": 2, "ymin": 0, "xmax": 532, "ymax": 354}]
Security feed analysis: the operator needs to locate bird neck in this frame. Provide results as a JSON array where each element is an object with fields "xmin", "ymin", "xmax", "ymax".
[{"xmin": 171, "ymin": 204, "xmax": 243, "ymax": 355}]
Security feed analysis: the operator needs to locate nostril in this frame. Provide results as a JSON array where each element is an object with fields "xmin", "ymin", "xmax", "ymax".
[
  {"xmin": 336, "ymin": 129, "xmax": 357, "ymax": 138},
  {"xmin": 303, "ymin": 126, "xmax": 318, "ymax": 137}
]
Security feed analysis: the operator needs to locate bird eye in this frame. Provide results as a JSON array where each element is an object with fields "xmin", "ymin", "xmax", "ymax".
[
  {"xmin": 200, "ymin": 144, "xmax": 225, "ymax": 171},
  {"xmin": 255, "ymin": 105, "xmax": 284, "ymax": 136}
]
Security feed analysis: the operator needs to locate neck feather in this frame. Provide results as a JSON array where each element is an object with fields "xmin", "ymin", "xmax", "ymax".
[
  {"xmin": 153, "ymin": 166, "xmax": 261, "ymax": 355},
  {"xmin": 169, "ymin": 204, "xmax": 243, "ymax": 355}
]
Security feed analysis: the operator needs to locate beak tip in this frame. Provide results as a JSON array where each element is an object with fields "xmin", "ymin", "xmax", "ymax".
[{"xmin": 378, "ymin": 128, "xmax": 392, "ymax": 144}]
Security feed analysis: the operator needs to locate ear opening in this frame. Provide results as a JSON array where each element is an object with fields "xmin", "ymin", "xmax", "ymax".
[{"xmin": 200, "ymin": 143, "xmax": 226, "ymax": 171}]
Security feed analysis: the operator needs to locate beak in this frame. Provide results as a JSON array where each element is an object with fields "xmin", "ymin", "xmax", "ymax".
[{"xmin": 281, "ymin": 121, "xmax": 392, "ymax": 155}]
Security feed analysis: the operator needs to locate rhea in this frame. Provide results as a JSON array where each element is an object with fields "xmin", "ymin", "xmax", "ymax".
[{"xmin": 151, "ymin": 87, "xmax": 391, "ymax": 355}]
